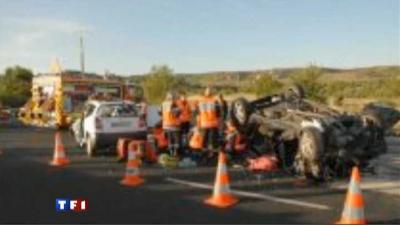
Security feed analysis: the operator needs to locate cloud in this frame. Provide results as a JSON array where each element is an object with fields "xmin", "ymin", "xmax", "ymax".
[
  {"xmin": 15, "ymin": 30, "xmax": 47, "ymax": 46},
  {"xmin": 0, "ymin": 17, "xmax": 92, "ymax": 48},
  {"xmin": 0, "ymin": 17, "xmax": 93, "ymax": 72}
]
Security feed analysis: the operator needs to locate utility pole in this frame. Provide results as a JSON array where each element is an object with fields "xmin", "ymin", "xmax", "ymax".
[{"xmin": 80, "ymin": 33, "xmax": 85, "ymax": 75}]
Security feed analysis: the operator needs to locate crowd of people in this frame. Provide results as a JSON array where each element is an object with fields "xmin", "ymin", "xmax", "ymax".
[{"xmin": 158, "ymin": 86, "xmax": 247, "ymax": 164}]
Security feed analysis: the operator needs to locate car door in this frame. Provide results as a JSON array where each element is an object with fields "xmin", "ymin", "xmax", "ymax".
[{"xmin": 83, "ymin": 103, "xmax": 96, "ymax": 139}]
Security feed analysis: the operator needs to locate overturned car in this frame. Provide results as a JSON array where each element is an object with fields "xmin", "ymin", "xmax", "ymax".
[{"xmin": 230, "ymin": 85, "xmax": 400, "ymax": 181}]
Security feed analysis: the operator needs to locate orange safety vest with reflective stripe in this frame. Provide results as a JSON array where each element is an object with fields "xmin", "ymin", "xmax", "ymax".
[
  {"xmin": 225, "ymin": 121, "xmax": 246, "ymax": 152},
  {"xmin": 195, "ymin": 115, "xmax": 201, "ymax": 127},
  {"xmin": 198, "ymin": 96, "xmax": 219, "ymax": 129},
  {"xmin": 189, "ymin": 128, "xmax": 204, "ymax": 150},
  {"xmin": 162, "ymin": 101, "xmax": 180, "ymax": 129},
  {"xmin": 177, "ymin": 99, "xmax": 192, "ymax": 123},
  {"xmin": 154, "ymin": 127, "xmax": 168, "ymax": 149}
]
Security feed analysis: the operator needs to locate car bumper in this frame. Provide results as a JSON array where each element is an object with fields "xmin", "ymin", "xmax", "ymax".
[{"xmin": 96, "ymin": 131, "xmax": 148, "ymax": 148}]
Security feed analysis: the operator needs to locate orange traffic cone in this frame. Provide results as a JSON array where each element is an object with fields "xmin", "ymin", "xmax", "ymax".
[
  {"xmin": 120, "ymin": 143, "xmax": 144, "ymax": 187},
  {"xmin": 204, "ymin": 151, "xmax": 238, "ymax": 208},
  {"xmin": 336, "ymin": 167, "xmax": 366, "ymax": 224},
  {"xmin": 49, "ymin": 132, "xmax": 70, "ymax": 166}
]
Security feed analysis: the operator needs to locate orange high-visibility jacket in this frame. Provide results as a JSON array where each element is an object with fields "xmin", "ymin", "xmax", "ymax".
[
  {"xmin": 198, "ymin": 96, "xmax": 219, "ymax": 129},
  {"xmin": 225, "ymin": 121, "xmax": 246, "ymax": 152},
  {"xmin": 154, "ymin": 127, "xmax": 168, "ymax": 149},
  {"xmin": 161, "ymin": 101, "xmax": 180, "ymax": 129},
  {"xmin": 189, "ymin": 128, "xmax": 204, "ymax": 150},
  {"xmin": 177, "ymin": 99, "xmax": 192, "ymax": 123},
  {"xmin": 195, "ymin": 115, "xmax": 201, "ymax": 127}
]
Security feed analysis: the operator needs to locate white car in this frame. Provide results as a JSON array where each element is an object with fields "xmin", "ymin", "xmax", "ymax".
[{"xmin": 72, "ymin": 100, "xmax": 147, "ymax": 156}]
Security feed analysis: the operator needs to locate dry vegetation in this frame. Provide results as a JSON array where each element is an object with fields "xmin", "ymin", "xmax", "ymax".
[
  {"xmin": 1, "ymin": 64, "xmax": 398, "ymax": 111},
  {"xmin": 132, "ymin": 65, "xmax": 400, "ymax": 109}
]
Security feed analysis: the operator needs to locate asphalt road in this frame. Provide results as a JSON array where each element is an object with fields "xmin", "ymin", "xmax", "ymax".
[{"xmin": 0, "ymin": 127, "xmax": 399, "ymax": 224}]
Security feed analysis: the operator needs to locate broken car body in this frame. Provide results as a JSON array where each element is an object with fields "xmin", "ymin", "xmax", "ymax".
[{"xmin": 230, "ymin": 85, "xmax": 400, "ymax": 181}]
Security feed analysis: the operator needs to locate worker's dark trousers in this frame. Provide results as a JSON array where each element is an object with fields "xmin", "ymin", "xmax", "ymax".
[
  {"xmin": 180, "ymin": 121, "xmax": 191, "ymax": 150},
  {"xmin": 164, "ymin": 129, "xmax": 181, "ymax": 156},
  {"xmin": 201, "ymin": 127, "xmax": 219, "ymax": 151},
  {"xmin": 180, "ymin": 122, "xmax": 191, "ymax": 134}
]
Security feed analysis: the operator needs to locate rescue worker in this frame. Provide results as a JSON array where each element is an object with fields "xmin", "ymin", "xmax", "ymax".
[
  {"xmin": 217, "ymin": 93, "xmax": 228, "ymax": 137},
  {"xmin": 177, "ymin": 91, "xmax": 192, "ymax": 151},
  {"xmin": 188, "ymin": 115, "xmax": 203, "ymax": 161},
  {"xmin": 196, "ymin": 86, "xmax": 221, "ymax": 155},
  {"xmin": 137, "ymin": 97, "xmax": 148, "ymax": 125},
  {"xmin": 217, "ymin": 93, "xmax": 228, "ymax": 121},
  {"xmin": 225, "ymin": 120, "xmax": 248, "ymax": 165},
  {"xmin": 152, "ymin": 121, "xmax": 168, "ymax": 152},
  {"xmin": 159, "ymin": 91, "xmax": 181, "ymax": 157},
  {"xmin": 132, "ymin": 92, "xmax": 148, "ymax": 123}
]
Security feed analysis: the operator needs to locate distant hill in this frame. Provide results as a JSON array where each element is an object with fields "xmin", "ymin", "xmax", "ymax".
[
  {"xmin": 319, "ymin": 66, "xmax": 400, "ymax": 81},
  {"xmin": 127, "ymin": 65, "xmax": 400, "ymax": 93},
  {"xmin": 131, "ymin": 65, "xmax": 399, "ymax": 80},
  {"xmin": 176, "ymin": 65, "xmax": 399, "ymax": 80}
]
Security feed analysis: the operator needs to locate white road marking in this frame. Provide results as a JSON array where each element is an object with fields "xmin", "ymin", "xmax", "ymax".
[
  {"xmin": 166, "ymin": 177, "xmax": 331, "ymax": 211},
  {"xmin": 331, "ymin": 178, "xmax": 400, "ymax": 196}
]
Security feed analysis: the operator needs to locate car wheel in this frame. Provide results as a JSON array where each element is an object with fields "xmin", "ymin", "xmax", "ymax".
[
  {"xmin": 295, "ymin": 127, "xmax": 324, "ymax": 181},
  {"xmin": 285, "ymin": 84, "xmax": 305, "ymax": 99},
  {"xmin": 230, "ymin": 98, "xmax": 251, "ymax": 132},
  {"xmin": 86, "ymin": 135, "xmax": 97, "ymax": 157},
  {"xmin": 363, "ymin": 112, "xmax": 384, "ymax": 128},
  {"xmin": 363, "ymin": 112, "xmax": 387, "ymax": 155}
]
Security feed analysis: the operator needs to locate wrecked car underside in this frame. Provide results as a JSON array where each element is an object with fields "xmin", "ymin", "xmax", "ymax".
[{"xmin": 230, "ymin": 85, "xmax": 400, "ymax": 181}]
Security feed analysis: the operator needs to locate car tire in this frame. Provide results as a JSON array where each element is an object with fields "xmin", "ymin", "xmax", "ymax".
[
  {"xmin": 285, "ymin": 84, "xmax": 305, "ymax": 99},
  {"xmin": 295, "ymin": 127, "xmax": 324, "ymax": 181},
  {"xmin": 363, "ymin": 112, "xmax": 384, "ymax": 128},
  {"xmin": 363, "ymin": 112, "xmax": 387, "ymax": 155},
  {"xmin": 86, "ymin": 135, "xmax": 97, "ymax": 157},
  {"xmin": 230, "ymin": 98, "xmax": 251, "ymax": 132}
]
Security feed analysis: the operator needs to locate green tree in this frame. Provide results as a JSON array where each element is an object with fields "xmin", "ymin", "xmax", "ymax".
[
  {"xmin": 0, "ymin": 66, "xmax": 33, "ymax": 107},
  {"xmin": 290, "ymin": 64, "xmax": 325, "ymax": 102},
  {"xmin": 142, "ymin": 65, "xmax": 176, "ymax": 103},
  {"xmin": 254, "ymin": 73, "xmax": 283, "ymax": 96}
]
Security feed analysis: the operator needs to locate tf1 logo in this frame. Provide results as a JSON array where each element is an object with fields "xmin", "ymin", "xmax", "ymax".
[{"xmin": 56, "ymin": 198, "xmax": 88, "ymax": 212}]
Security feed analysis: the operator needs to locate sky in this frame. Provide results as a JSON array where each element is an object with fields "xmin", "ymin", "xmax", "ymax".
[{"xmin": 0, "ymin": 0, "xmax": 399, "ymax": 75}]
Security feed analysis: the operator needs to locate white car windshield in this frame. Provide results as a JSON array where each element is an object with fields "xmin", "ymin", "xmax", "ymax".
[{"xmin": 97, "ymin": 103, "xmax": 138, "ymax": 118}]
